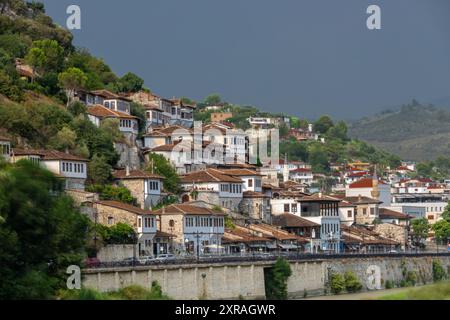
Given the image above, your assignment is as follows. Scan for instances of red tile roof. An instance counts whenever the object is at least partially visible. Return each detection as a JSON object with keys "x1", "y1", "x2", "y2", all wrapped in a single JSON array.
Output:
[
  {"x1": 113, "y1": 169, "x2": 163, "y2": 180},
  {"x1": 40, "y1": 150, "x2": 89, "y2": 162},
  {"x1": 349, "y1": 178, "x2": 386, "y2": 188},
  {"x1": 379, "y1": 208, "x2": 411, "y2": 220},
  {"x1": 180, "y1": 168, "x2": 243, "y2": 183},
  {"x1": 87, "y1": 104, "x2": 137, "y2": 119},
  {"x1": 153, "y1": 204, "x2": 226, "y2": 216},
  {"x1": 272, "y1": 213, "x2": 320, "y2": 228},
  {"x1": 95, "y1": 200, "x2": 154, "y2": 215}
]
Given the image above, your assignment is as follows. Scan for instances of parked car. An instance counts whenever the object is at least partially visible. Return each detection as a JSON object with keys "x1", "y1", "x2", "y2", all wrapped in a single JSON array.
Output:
[
  {"x1": 388, "y1": 250, "x2": 398, "y2": 254},
  {"x1": 138, "y1": 256, "x2": 156, "y2": 264},
  {"x1": 155, "y1": 254, "x2": 176, "y2": 261},
  {"x1": 123, "y1": 257, "x2": 140, "y2": 265},
  {"x1": 84, "y1": 257, "x2": 101, "y2": 268}
]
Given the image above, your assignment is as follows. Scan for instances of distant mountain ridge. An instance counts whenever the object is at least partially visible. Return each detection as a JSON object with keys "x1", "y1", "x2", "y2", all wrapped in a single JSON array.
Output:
[{"x1": 348, "y1": 101, "x2": 450, "y2": 161}]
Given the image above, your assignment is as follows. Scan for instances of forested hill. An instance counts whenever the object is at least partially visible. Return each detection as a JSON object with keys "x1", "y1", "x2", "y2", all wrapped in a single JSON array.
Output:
[{"x1": 348, "y1": 100, "x2": 450, "y2": 161}]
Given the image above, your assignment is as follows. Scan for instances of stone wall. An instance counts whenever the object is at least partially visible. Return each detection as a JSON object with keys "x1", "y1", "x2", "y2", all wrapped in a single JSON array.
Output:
[
  {"x1": 82, "y1": 255, "x2": 450, "y2": 300},
  {"x1": 97, "y1": 245, "x2": 135, "y2": 262}
]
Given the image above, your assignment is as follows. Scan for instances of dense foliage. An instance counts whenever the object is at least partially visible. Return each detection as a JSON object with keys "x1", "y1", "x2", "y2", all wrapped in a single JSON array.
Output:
[
  {"x1": 265, "y1": 257, "x2": 292, "y2": 300},
  {"x1": 0, "y1": 160, "x2": 90, "y2": 299},
  {"x1": 145, "y1": 153, "x2": 181, "y2": 194}
]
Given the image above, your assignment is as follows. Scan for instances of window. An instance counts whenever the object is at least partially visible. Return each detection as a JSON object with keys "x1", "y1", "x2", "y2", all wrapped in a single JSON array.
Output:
[
  {"x1": 255, "y1": 179, "x2": 261, "y2": 188},
  {"x1": 292, "y1": 204, "x2": 298, "y2": 213},
  {"x1": 138, "y1": 217, "x2": 142, "y2": 228},
  {"x1": 248, "y1": 179, "x2": 253, "y2": 187},
  {"x1": 107, "y1": 216, "x2": 114, "y2": 225},
  {"x1": 362, "y1": 208, "x2": 367, "y2": 215},
  {"x1": 370, "y1": 207, "x2": 375, "y2": 216},
  {"x1": 169, "y1": 219, "x2": 175, "y2": 227},
  {"x1": 347, "y1": 210, "x2": 352, "y2": 218},
  {"x1": 284, "y1": 204, "x2": 290, "y2": 212}
]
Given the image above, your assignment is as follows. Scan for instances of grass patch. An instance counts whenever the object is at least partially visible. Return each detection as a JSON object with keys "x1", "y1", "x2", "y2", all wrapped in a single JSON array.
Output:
[
  {"x1": 379, "y1": 281, "x2": 450, "y2": 300},
  {"x1": 57, "y1": 282, "x2": 171, "y2": 300}
]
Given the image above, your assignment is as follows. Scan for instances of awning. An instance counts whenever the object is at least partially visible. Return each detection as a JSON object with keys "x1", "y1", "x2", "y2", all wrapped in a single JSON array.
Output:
[{"x1": 278, "y1": 244, "x2": 298, "y2": 250}]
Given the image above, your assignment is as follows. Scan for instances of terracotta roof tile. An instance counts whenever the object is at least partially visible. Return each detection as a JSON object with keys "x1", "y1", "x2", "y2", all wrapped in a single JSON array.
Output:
[
  {"x1": 87, "y1": 104, "x2": 137, "y2": 119},
  {"x1": 180, "y1": 168, "x2": 243, "y2": 184},
  {"x1": 95, "y1": 200, "x2": 154, "y2": 215},
  {"x1": 40, "y1": 150, "x2": 89, "y2": 162},
  {"x1": 153, "y1": 204, "x2": 226, "y2": 216},
  {"x1": 272, "y1": 213, "x2": 320, "y2": 228},
  {"x1": 113, "y1": 169, "x2": 163, "y2": 180},
  {"x1": 349, "y1": 178, "x2": 387, "y2": 188}
]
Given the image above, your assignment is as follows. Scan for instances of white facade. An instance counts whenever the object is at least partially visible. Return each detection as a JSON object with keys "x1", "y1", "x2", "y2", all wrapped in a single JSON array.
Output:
[{"x1": 345, "y1": 184, "x2": 391, "y2": 207}]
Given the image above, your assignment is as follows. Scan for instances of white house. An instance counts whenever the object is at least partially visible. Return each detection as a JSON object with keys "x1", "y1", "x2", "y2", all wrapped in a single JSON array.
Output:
[
  {"x1": 113, "y1": 168, "x2": 164, "y2": 210},
  {"x1": 180, "y1": 168, "x2": 244, "y2": 212},
  {"x1": 289, "y1": 168, "x2": 314, "y2": 185},
  {"x1": 87, "y1": 104, "x2": 139, "y2": 138},
  {"x1": 40, "y1": 150, "x2": 89, "y2": 190},
  {"x1": 345, "y1": 177, "x2": 391, "y2": 207},
  {"x1": 154, "y1": 203, "x2": 225, "y2": 256}
]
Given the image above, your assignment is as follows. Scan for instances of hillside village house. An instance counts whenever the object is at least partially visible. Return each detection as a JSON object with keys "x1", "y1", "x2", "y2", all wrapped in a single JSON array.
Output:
[
  {"x1": 0, "y1": 135, "x2": 11, "y2": 161},
  {"x1": 296, "y1": 195, "x2": 342, "y2": 253},
  {"x1": 76, "y1": 89, "x2": 132, "y2": 114},
  {"x1": 379, "y1": 208, "x2": 411, "y2": 226},
  {"x1": 180, "y1": 168, "x2": 244, "y2": 211},
  {"x1": 211, "y1": 112, "x2": 233, "y2": 123},
  {"x1": 345, "y1": 177, "x2": 391, "y2": 207},
  {"x1": 11, "y1": 148, "x2": 44, "y2": 165},
  {"x1": 91, "y1": 200, "x2": 173, "y2": 257},
  {"x1": 270, "y1": 192, "x2": 342, "y2": 252},
  {"x1": 333, "y1": 194, "x2": 382, "y2": 225},
  {"x1": 113, "y1": 168, "x2": 164, "y2": 210},
  {"x1": 153, "y1": 204, "x2": 226, "y2": 256},
  {"x1": 338, "y1": 199, "x2": 357, "y2": 226},
  {"x1": 390, "y1": 193, "x2": 448, "y2": 224},
  {"x1": 202, "y1": 123, "x2": 247, "y2": 163},
  {"x1": 272, "y1": 213, "x2": 321, "y2": 252},
  {"x1": 87, "y1": 104, "x2": 139, "y2": 140},
  {"x1": 126, "y1": 91, "x2": 195, "y2": 128},
  {"x1": 289, "y1": 168, "x2": 314, "y2": 185},
  {"x1": 13, "y1": 150, "x2": 89, "y2": 190}
]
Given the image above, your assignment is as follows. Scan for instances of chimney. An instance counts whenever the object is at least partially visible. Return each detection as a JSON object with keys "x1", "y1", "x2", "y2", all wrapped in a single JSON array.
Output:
[{"x1": 126, "y1": 165, "x2": 130, "y2": 177}]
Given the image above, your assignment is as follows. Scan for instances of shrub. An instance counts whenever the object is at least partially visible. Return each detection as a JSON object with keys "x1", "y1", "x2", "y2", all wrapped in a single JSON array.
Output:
[
  {"x1": 265, "y1": 258, "x2": 292, "y2": 300},
  {"x1": 385, "y1": 280, "x2": 394, "y2": 289},
  {"x1": 405, "y1": 271, "x2": 417, "y2": 286},
  {"x1": 344, "y1": 271, "x2": 362, "y2": 293},
  {"x1": 329, "y1": 273, "x2": 345, "y2": 295},
  {"x1": 432, "y1": 260, "x2": 447, "y2": 282}
]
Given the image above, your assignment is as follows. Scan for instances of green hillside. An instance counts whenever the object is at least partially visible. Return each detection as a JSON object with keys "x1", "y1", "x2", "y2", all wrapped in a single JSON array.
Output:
[{"x1": 348, "y1": 100, "x2": 450, "y2": 161}]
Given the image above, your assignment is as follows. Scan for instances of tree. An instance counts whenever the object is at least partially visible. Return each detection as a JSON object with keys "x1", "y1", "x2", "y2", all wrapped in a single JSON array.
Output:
[
  {"x1": 411, "y1": 218, "x2": 430, "y2": 248},
  {"x1": 100, "y1": 118, "x2": 124, "y2": 143},
  {"x1": 431, "y1": 220, "x2": 450, "y2": 244},
  {"x1": 29, "y1": 39, "x2": 64, "y2": 73},
  {"x1": 130, "y1": 102, "x2": 146, "y2": 136},
  {"x1": 87, "y1": 154, "x2": 112, "y2": 185},
  {"x1": 24, "y1": 47, "x2": 45, "y2": 79},
  {"x1": 58, "y1": 67, "x2": 87, "y2": 106},
  {"x1": 145, "y1": 153, "x2": 180, "y2": 194},
  {"x1": 86, "y1": 184, "x2": 135, "y2": 204},
  {"x1": 278, "y1": 124, "x2": 289, "y2": 138},
  {"x1": 442, "y1": 204, "x2": 450, "y2": 223},
  {"x1": 50, "y1": 126, "x2": 77, "y2": 152},
  {"x1": 0, "y1": 160, "x2": 90, "y2": 299},
  {"x1": 265, "y1": 258, "x2": 292, "y2": 300},
  {"x1": 344, "y1": 271, "x2": 362, "y2": 293},
  {"x1": 203, "y1": 94, "x2": 222, "y2": 106},
  {"x1": 115, "y1": 72, "x2": 144, "y2": 93},
  {"x1": 107, "y1": 223, "x2": 136, "y2": 245},
  {"x1": 314, "y1": 115, "x2": 334, "y2": 134},
  {"x1": 329, "y1": 273, "x2": 345, "y2": 294}
]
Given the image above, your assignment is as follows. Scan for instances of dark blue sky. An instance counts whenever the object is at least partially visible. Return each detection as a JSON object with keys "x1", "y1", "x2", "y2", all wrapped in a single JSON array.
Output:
[{"x1": 39, "y1": 0, "x2": 450, "y2": 120}]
